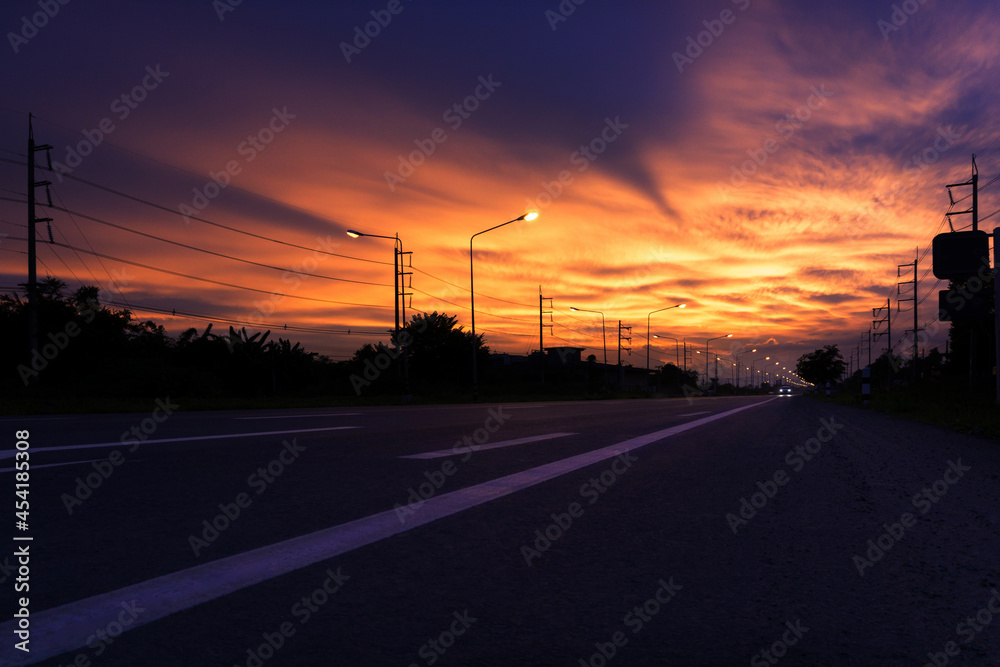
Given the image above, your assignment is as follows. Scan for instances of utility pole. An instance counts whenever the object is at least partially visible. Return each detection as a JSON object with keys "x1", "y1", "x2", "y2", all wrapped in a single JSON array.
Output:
[
  {"x1": 945, "y1": 155, "x2": 981, "y2": 384},
  {"x1": 872, "y1": 298, "x2": 891, "y2": 389},
  {"x1": 617, "y1": 321, "x2": 631, "y2": 385},
  {"x1": 539, "y1": 286, "x2": 552, "y2": 384},
  {"x1": 398, "y1": 241, "x2": 412, "y2": 398},
  {"x1": 946, "y1": 154, "x2": 979, "y2": 230},
  {"x1": 26, "y1": 114, "x2": 52, "y2": 362},
  {"x1": 897, "y1": 248, "x2": 921, "y2": 383}
]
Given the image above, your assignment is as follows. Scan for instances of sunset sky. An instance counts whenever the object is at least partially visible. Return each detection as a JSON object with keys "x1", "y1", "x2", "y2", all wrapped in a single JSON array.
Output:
[{"x1": 2, "y1": 0, "x2": 999, "y2": 379}]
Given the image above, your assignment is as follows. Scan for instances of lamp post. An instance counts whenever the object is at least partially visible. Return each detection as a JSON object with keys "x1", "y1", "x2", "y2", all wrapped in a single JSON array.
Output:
[
  {"x1": 652, "y1": 335, "x2": 680, "y2": 369},
  {"x1": 705, "y1": 334, "x2": 732, "y2": 389},
  {"x1": 470, "y1": 211, "x2": 538, "y2": 401},
  {"x1": 646, "y1": 304, "x2": 685, "y2": 372},
  {"x1": 751, "y1": 356, "x2": 769, "y2": 389},
  {"x1": 732, "y1": 347, "x2": 755, "y2": 390},
  {"x1": 346, "y1": 229, "x2": 408, "y2": 394},
  {"x1": 571, "y1": 306, "x2": 607, "y2": 386}
]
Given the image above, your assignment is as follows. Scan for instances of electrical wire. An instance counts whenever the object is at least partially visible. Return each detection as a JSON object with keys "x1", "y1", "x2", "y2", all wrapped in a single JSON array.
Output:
[
  {"x1": 1, "y1": 237, "x2": 390, "y2": 309},
  {"x1": 0, "y1": 157, "x2": 393, "y2": 267},
  {"x1": 103, "y1": 300, "x2": 384, "y2": 337},
  {"x1": 37, "y1": 201, "x2": 391, "y2": 287},
  {"x1": 50, "y1": 188, "x2": 132, "y2": 308}
]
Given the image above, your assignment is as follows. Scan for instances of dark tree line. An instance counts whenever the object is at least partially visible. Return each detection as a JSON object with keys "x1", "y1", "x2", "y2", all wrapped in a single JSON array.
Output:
[{"x1": 1, "y1": 281, "x2": 488, "y2": 399}]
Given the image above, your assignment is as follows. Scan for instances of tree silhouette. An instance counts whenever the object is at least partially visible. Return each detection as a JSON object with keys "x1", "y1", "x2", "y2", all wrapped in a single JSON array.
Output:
[
  {"x1": 393, "y1": 311, "x2": 488, "y2": 389},
  {"x1": 795, "y1": 345, "x2": 846, "y2": 386}
]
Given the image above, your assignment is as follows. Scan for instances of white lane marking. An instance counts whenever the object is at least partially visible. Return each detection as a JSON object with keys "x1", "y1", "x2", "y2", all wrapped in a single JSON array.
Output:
[
  {"x1": 399, "y1": 432, "x2": 577, "y2": 459},
  {"x1": 233, "y1": 413, "x2": 362, "y2": 420},
  {"x1": 678, "y1": 411, "x2": 711, "y2": 417},
  {"x1": 0, "y1": 398, "x2": 777, "y2": 665},
  {"x1": 0, "y1": 458, "x2": 106, "y2": 473},
  {"x1": 0, "y1": 427, "x2": 358, "y2": 461}
]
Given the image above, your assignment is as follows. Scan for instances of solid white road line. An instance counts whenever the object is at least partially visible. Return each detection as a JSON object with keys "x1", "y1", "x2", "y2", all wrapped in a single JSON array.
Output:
[
  {"x1": 0, "y1": 398, "x2": 777, "y2": 665},
  {"x1": 0, "y1": 427, "x2": 359, "y2": 461},
  {"x1": 399, "y1": 432, "x2": 578, "y2": 459},
  {"x1": 232, "y1": 413, "x2": 362, "y2": 420},
  {"x1": 0, "y1": 458, "x2": 107, "y2": 474}
]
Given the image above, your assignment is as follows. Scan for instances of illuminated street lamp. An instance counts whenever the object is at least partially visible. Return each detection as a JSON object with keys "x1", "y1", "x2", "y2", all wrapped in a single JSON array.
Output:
[
  {"x1": 470, "y1": 211, "x2": 539, "y2": 401},
  {"x1": 347, "y1": 229, "x2": 408, "y2": 394},
  {"x1": 732, "y1": 347, "x2": 756, "y2": 390},
  {"x1": 652, "y1": 335, "x2": 680, "y2": 371},
  {"x1": 571, "y1": 306, "x2": 607, "y2": 386},
  {"x1": 646, "y1": 304, "x2": 685, "y2": 372},
  {"x1": 751, "y1": 356, "x2": 770, "y2": 388},
  {"x1": 705, "y1": 334, "x2": 732, "y2": 389}
]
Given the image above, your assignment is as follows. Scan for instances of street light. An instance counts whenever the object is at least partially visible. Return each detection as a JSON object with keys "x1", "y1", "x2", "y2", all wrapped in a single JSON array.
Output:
[
  {"x1": 705, "y1": 334, "x2": 732, "y2": 389},
  {"x1": 751, "y1": 356, "x2": 770, "y2": 388},
  {"x1": 652, "y1": 335, "x2": 680, "y2": 370},
  {"x1": 347, "y1": 229, "x2": 408, "y2": 394},
  {"x1": 731, "y1": 347, "x2": 756, "y2": 390},
  {"x1": 646, "y1": 304, "x2": 686, "y2": 372},
  {"x1": 571, "y1": 306, "x2": 607, "y2": 386},
  {"x1": 470, "y1": 212, "x2": 538, "y2": 401}
]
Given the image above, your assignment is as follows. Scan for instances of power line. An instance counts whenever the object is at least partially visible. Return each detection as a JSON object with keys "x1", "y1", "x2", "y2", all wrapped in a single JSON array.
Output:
[
  {"x1": 104, "y1": 300, "x2": 385, "y2": 337},
  {"x1": 50, "y1": 188, "x2": 132, "y2": 308},
  {"x1": 410, "y1": 286, "x2": 536, "y2": 322},
  {"x1": 38, "y1": 201, "x2": 391, "y2": 287},
  {"x1": 0, "y1": 157, "x2": 393, "y2": 267},
  {"x1": 410, "y1": 266, "x2": 537, "y2": 308},
  {"x1": 23, "y1": 113, "x2": 372, "y2": 239},
  {"x1": 2, "y1": 237, "x2": 390, "y2": 309}
]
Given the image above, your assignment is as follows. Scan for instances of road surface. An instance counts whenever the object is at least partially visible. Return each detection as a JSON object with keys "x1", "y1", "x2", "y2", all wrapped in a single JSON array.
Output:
[{"x1": 1, "y1": 395, "x2": 999, "y2": 665}]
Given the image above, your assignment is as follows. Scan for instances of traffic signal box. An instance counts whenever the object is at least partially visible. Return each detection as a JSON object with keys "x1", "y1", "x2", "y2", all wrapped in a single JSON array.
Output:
[{"x1": 933, "y1": 230, "x2": 991, "y2": 321}]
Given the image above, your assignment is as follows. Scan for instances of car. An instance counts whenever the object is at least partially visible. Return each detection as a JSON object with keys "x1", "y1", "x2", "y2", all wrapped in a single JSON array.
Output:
[{"x1": 779, "y1": 386, "x2": 792, "y2": 395}]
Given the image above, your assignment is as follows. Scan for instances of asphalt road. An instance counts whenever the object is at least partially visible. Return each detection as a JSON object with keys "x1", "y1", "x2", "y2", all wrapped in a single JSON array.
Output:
[{"x1": 1, "y1": 395, "x2": 999, "y2": 666}]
